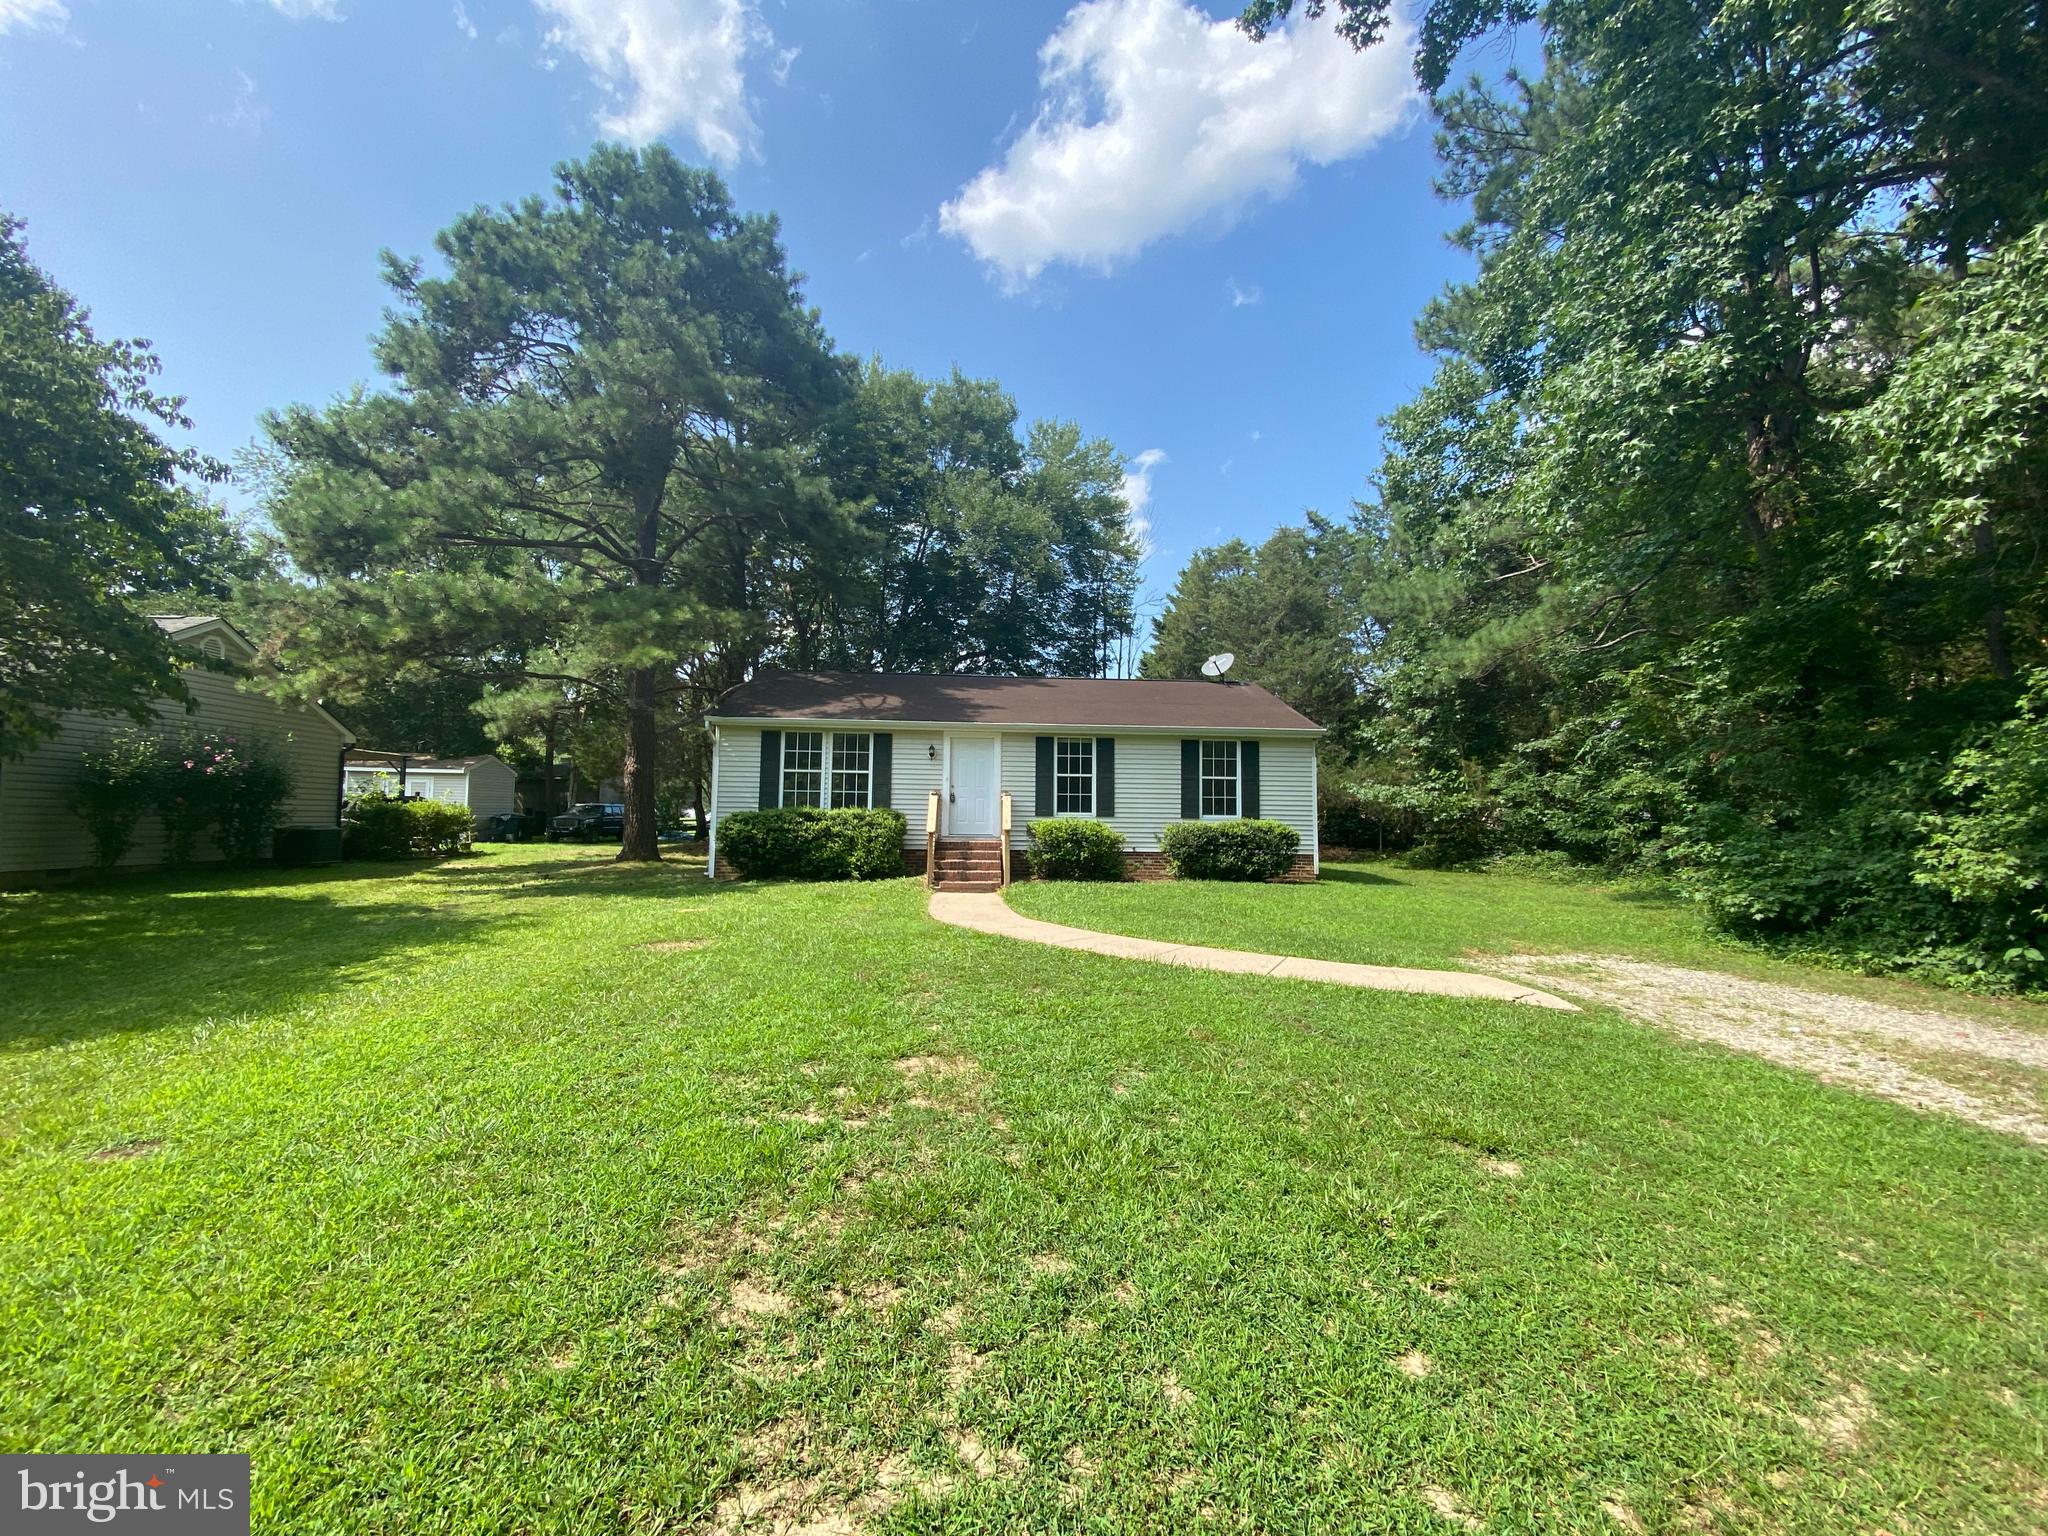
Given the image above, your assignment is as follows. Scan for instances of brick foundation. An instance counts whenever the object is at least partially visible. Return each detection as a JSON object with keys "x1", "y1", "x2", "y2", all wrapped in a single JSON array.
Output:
[
  {"x1": 720, "y1": 845, "x2": 1318, "y2": 882},
  {"x1": 1036, "y1": 850, "x2": 1318, "y2": 883}
]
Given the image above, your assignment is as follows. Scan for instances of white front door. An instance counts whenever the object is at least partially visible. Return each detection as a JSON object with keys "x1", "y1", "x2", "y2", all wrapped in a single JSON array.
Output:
[{"x1": 948, "y1": 736, "x2": 998, "y2": 837}]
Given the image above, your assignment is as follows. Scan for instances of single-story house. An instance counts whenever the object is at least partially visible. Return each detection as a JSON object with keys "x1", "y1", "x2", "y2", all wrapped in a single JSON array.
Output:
[
  {"x1": 343, "y1": 752, "x2": 518, "y2": 817},
  {"x1": 0, "y1": 615, "x2": 354, "y2": 878},
  {"x1": 704, "y1": 671, "x2": 1322, "y2": 883}
]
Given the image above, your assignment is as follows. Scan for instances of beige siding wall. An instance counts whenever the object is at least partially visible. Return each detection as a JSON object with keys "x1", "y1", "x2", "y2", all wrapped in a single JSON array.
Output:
[
  {"x1": 0, "y1": 668, "x2": 349, "y2": 875},
  {"x1": 1003, "y1": 731, "x2": 1318, "y2": 854},
  {"x1": 711, "y1": 724, "x2": 942, "y2": 850}
]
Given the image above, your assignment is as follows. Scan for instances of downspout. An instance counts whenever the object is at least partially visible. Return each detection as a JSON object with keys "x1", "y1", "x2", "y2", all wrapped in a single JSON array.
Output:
[
  {"x1": 1311, "y1": 745, "x2": 1320, "y2": 877},
  {"x1": 706, "y1": 725, "x2": 720, "y2": 878},
  {"x1": 336, "y1": 746, "x2": 348, "y2": 824}
]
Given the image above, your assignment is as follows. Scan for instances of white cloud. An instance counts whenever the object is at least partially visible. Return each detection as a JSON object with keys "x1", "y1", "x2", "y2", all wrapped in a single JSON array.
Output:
[
  {"x1": 0, "y1": 0, "x2": 69, "y2": 34},
  {"x1": 1119, "y1": 447, "x2": 1167, "y2": 556},
  {"x1": 532, "y1": 0, "x2": 768, "y2": 165},
  {"x1": 770, "y1": 42, "x2": 798, "y2": 85},
  {"x1": 1226, "y1": 277, "x2": 1262, "y2": 307},
  {"x1": 940, "y1": 0, "x2": 1415, "y2": 286},
  {"x1": 265, "y1": 0, "x2": 345, "y2": 18},
  {"x1": 453, "y1": 0, "x2": 478, "y2": 40},
  {"x1": 210, "y1": 68, "x2": 270, "y2": 133}
]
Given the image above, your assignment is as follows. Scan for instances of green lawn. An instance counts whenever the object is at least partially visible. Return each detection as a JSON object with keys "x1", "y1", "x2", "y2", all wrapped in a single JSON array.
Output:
[{"x1": 3, "y1": 847, "x2": 2044, "y2": 1532}]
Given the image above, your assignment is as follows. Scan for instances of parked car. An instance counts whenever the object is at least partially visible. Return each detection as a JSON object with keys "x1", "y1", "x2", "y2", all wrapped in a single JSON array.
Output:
[{"x1": 549, "y1": 802, "x2": 626, "y2": 842}]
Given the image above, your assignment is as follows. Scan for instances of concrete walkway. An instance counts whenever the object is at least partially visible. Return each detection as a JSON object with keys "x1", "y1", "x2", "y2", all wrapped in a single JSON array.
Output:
[{"x1": 929, "y1": 890, "x2": 1580, "y2": 1011}]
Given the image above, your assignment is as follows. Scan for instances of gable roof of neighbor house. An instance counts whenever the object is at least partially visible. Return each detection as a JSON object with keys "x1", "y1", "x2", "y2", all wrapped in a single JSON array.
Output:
[
  {"x1": 148, "y1": 615, "x2": 356, "y2": 745},
  {"x1": 708, "y1": 671, "x2": 1322, "y2": 734}
]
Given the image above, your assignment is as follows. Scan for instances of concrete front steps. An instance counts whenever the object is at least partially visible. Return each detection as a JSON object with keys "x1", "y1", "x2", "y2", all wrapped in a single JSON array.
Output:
[{"x1": 931, "y1": 837, "x2": 1004, "y2": 892}]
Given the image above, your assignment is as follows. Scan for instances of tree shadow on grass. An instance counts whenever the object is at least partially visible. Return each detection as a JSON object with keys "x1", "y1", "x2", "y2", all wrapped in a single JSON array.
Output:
[
  {"x1": 0, "y1": 868, "x2": 504, "y2": 1054},
  {"x1": 408, "y1": 851, "x2": 723, "y2": 903},
  {"x1": 1317, "y1": 865, "x2": 1402, "y2": 887}
]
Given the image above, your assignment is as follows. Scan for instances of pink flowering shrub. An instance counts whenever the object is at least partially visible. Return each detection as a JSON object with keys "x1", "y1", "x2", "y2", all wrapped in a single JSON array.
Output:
[{"x1": 72, "y1": 729, "x2": 296, "y2": 869}]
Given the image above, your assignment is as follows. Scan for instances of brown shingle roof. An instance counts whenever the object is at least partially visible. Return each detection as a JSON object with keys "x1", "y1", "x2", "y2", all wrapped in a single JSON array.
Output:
[{"x1": 708, "y1": 671, "x2": 1322, "y2": 732}]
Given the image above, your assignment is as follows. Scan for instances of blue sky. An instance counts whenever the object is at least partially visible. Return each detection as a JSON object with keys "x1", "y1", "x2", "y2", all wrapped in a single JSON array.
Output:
[{"x1": 0, "y1": 0, "x2": 1478, "y2": 629}]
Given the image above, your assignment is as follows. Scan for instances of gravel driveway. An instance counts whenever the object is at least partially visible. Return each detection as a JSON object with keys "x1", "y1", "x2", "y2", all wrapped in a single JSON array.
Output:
[{"x1": 1490, "y1": 954, "x2": 2048, "y2": 1144}]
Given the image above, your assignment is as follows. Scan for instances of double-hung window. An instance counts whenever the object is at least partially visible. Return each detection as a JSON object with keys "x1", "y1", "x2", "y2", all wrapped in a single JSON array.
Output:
[
  {"x1": 1200, "y1": 739, "x2": 1240, "y2": 818},
  {"x1": 781, "y1": 731, "x2": 824, "y2": 807},
  {"x1": 782, "y1": 730, "x2": 873, "y2": 809},
  {"x1": 1054, "y1": 737, "x2": 1095, "y2": 815},
  {"x1": 830, "y1": 733, "x2": 873, "y2": 809}
]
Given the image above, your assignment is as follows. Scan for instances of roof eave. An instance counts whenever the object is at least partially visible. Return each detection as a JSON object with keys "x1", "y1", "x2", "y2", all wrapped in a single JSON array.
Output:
[{"x1": 703, "y1": 714, "x2": 1324, "y2": 736}]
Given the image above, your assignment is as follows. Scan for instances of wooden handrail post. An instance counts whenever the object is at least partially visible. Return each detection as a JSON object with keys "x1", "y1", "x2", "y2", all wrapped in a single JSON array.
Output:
[
  {"x1": 999, "y1": 791, "x2": 1013, "y2": 888},
  {"x1": 925, "y1": 788, "x2": 941, "y2": 887}
]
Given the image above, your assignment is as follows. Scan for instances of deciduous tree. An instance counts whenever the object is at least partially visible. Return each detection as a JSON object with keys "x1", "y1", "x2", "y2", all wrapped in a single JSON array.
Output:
[{"x1": 0, "y1": 215, "x2": 245, "y2": 757}]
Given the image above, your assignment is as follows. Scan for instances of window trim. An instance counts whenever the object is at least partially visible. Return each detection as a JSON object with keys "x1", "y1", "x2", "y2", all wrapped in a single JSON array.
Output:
[
  {"x1": 1052, "y1": 736, "x2": 1095, "y2": 817},
  {"x1": 1199, "y1": 738, "x2": 1241, "y2": 820},
  {"x1": 781, "y1": 729, "x2": 874, "y2": 810}
]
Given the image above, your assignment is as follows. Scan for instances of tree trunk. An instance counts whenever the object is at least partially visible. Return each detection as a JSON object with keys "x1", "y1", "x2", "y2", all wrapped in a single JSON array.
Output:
[
  {"x1": 542, "y1": 716, "x2": 557, "y2": 816},
  {"x1": 618, "y1": 664, "x2": 661, "y2": 861},
  {"x1": 618, "y1": 475, "x2": 666, "y2": 863},
  {"x1": 1973, "y1": 517, "x2": 2014, "y2": 681}
]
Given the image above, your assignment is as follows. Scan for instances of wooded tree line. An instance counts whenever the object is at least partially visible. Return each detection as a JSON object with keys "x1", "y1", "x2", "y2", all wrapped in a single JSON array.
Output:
[
  {"x1": 3, "y1": 147, "x2": 1139, "y2": 861},
  {"x1": 1151, "y1": 0, "x2": 2047, "y2": 986}
]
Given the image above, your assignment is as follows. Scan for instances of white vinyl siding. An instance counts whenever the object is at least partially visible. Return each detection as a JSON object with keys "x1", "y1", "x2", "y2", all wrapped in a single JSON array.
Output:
[
  {"x1": 1006, "y1": 732, "x2": 1318, "y2": 855},
  {"x1": 711, "y1": 727, "x2": 761, "y2": 824},
  {"x1": 339, "y1": 758, "x2": 516, "y2": 817},
  {"x1": 0, "y1": 665, "x2": 349, "y2": 876},
  {"x1": 710, "y1": 726, "x2": 1317, "y2": 863},
  {"x1": 417, "y1": 773, "x2": 469, "y2": 808},
  {"x1": 710, "y1": 725, "x2": 940, "y2": 846}
]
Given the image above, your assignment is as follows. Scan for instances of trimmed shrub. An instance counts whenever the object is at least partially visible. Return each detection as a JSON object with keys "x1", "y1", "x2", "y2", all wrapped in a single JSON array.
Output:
[
  {"x1": 343, "y1": 793, "x2": 475, "y2": 859},
  {"x1": 1028, "y1": 818, "x2": 1125, "y2": 880},
  {"x1": 718, "y1": 806, "x2": 908, "y2": 881},
  {"x1": 1160, "y1": 818, "x2": 1302, "y2": 881},
  {"x1": 409, "y1": 800, "x2": 477, "y2": 857}
]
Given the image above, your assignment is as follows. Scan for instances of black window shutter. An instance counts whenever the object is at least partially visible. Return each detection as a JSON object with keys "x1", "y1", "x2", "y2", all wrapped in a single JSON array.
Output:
[
  {"x1": 1095, "y1": 737, "x2": 1116, "y2": 818},
  {"x1": 1034, "y1": 736, "x2": 1055, "y2": 818},
  {"x1": 1180, "y1": 739, "x2": 1200, "y2": 819},
  {"x1": 1241, "y1": 739, "x2": 1261, "y2": 819},
  {"x1": 758, "y1": 730, "x2": 781, "y2": 808},
  {"x1": 872, "y1": 733, "x2": 892, "y2": 808}
]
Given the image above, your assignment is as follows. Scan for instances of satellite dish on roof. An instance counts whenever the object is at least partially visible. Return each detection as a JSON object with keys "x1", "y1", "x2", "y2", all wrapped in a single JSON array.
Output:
[{"x1": 1200, "y1": 652, "x2": 1235, "y2": 680}]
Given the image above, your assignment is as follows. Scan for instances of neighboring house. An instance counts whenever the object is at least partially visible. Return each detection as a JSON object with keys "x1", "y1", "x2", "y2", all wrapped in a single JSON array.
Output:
[
  {"x1": 0, "y1": 615, "x2": 354, "y2": 877},
  {"x1": 343, "y1": 753, "x2": 518, "y2": 817},
  {"x1": 704, "y1": 671, "x2": 1323, "y2": 882}
]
